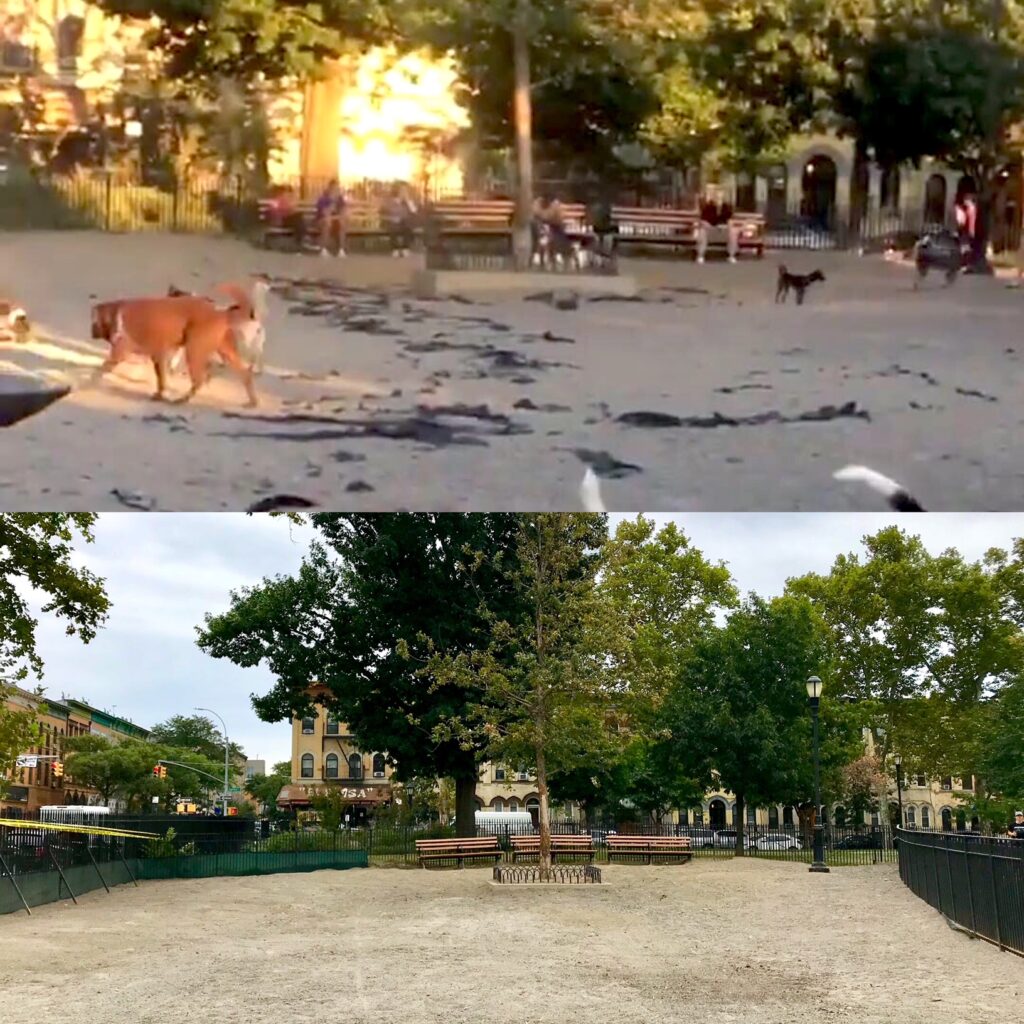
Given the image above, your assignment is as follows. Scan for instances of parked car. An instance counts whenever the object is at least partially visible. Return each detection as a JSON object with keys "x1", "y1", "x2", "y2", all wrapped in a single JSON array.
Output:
[
  {"x1": 832, "y1": 831, "x2": 883, "y2": 850},
  {"x1": 751, "y1": 832, "x2": 802, "y2": 851},
  {"x1": 675, "y1": 826, "x2": 716, "y2": 847},
  {"x1": 712, "y1": 829, "x2": 740, "y2": 849}
]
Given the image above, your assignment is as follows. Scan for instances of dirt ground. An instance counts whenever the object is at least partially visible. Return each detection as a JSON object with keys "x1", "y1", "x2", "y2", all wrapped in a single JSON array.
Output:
[
  {"x1": 1, "y1": 859, "x2": 1020, "y2": 1024},
  {"x1": 2, "y1": 231, "x2": 1023, "y2": 510}
]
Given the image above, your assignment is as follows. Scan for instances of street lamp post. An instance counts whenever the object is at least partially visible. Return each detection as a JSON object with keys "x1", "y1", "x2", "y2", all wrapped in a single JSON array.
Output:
[
  {"x1": 894, "y1": 753, "x2": 904, "y2": 830},
  {"x1": 806, "y1": 676, "x2": 829, "y2": 873},
  {"x1": 195, "y1": 707, "x2": 230, "y2": 816}
]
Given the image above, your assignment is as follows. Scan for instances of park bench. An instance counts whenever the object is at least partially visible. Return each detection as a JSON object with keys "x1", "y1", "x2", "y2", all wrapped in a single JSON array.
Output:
[
  {"x1": 415, "y1": 836, "x2": 502, "y2": 868},
  {"x1": 424, "y1": 198, "x2": 595, "y2": 269},
  {"x1": 255, "y1": 196, "x2": 392, "y2": 253},
  {"x1": 606, "y1": 835, "x2": 693, "y2": 864},
  {"x1": 509, "y1": 834, "x2": 595, "y2": 863},
  {"x1": 610, "y1": 205, "x2": 765, "y2": 259}
]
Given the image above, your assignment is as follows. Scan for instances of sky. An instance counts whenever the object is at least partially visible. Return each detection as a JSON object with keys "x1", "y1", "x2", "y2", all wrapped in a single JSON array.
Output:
[{"x1": 20, "y1": 512, "x2": 1024, "y2": 769}]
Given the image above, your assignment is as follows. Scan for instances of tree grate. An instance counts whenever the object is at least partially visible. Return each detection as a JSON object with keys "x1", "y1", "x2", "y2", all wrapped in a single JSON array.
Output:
[{"x1": 493, "y1": 865, "x2": 602, "y2": 884}]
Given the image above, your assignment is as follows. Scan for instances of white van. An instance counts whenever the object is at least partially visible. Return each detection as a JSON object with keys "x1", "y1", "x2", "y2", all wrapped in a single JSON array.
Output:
[{"x1": 474, "y1": 810, "x2": 536, "y2": 835}]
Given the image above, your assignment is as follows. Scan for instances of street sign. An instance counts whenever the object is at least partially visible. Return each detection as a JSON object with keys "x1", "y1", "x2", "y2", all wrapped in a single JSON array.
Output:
[
  {"x1": 229, "y1": 787, "x2": 242, "y2": 794},
  {"x1": 15, "y1": 756, "x2": 37, "y2": 769}
]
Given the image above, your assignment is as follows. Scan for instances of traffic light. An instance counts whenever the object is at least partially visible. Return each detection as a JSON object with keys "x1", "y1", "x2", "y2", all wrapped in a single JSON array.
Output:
[
  {"x1": 153, "y1": 764, "x2": 168, "y2": 779},
  {"x1": 52, "y1": 761, "x2": 64, "y2": 778},
  {"x1": 227, "y1": 806, "x2": 238, "y2": 816},
  {"x1": 153, "y1": 764, "x2": 161, "y2": 777},
  {"x1": 160, "y1": 766, "x2": 167, "y2": 779}
]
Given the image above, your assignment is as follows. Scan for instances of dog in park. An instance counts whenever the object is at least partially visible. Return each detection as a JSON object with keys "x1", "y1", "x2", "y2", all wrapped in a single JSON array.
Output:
[
  {"x1": 0, "y1": 299, "x2": 32, "y2": 342},
  {"x1": 89, "y1": 293, "x2": 258, "y2": 407},
  {"x1": 580, "y1": 464, "x2": 925, "y2": 512},
  {"x1": 775, "y1": 266, "x2": 826, "y2": 305},
  {"x1": 166, "y1": 279, "x2": 269, "y2": 374},
  {"x1": 532, "y1": 221, "x2": 586, "y2": 272},
  {"x1": 913, "y1": 229, "x2": 961, "y2": 289}
]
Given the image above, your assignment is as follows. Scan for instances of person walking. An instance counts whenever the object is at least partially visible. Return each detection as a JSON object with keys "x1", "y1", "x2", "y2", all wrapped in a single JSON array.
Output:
[{"x1": 1007, "y1": 810, "x2": 1024, "y2": 839}]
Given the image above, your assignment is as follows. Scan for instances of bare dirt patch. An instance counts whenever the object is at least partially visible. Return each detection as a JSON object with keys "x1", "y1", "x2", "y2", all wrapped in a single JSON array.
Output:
[{"x1": 1, "y1": 859, "x2": 1019, "y2": 1024}]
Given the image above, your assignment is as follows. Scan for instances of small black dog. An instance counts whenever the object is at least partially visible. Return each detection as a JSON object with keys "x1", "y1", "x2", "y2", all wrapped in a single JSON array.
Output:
[
  {"x1": 914, "y1": 229, "x2": 961, "y2": 289},
  {"x1": 776, "y1": 265, "x2": 826, "y2": 305}
]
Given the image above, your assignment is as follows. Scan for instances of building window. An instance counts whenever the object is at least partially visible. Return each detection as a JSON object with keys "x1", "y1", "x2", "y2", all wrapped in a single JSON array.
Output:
[
  {"x1": 747, "y1": 805, "x2": 757, "y2": 826},
  {"x1": 941, "y1": 776, "x2": 952, "y2": 791},
  {"x1": 493, "y1": 798, "x2": 505, "y2": 812},
  {"x1": 326, "y1": 718, "x2": 339, "y2": 736},
  {"x1": 516, "y1": 770, "x2": 530, "y2": 781},
  {"x1": 325, "y1": 754, "x2": 339, "y2": 779},
  {"x1": 871, "y1": 811, "x2": 880, "y2": 828},
  {"x1": 678, "y1": 809, "x2": 689, "y2": 826},
  {"x1": 372, "y1": 753, "x2": 385, "y2": 778},
  {"x1": 348, "y1": 753, "x2": 363, "y2": 780},
  {"x1": 921, "y1": 806, "x2": 930, "y2": 829},
  {"x1": 301, "y1": 717, "x2": 315, "y2": 735},
  {"x1": 834, "y1": 806, "x2": 847, "y2": 827},
  {"x1": 905, "y1": 806, "x2": 916, "y2": 827},
  {"x1": 693, "y1": 809, "x2": 704, "y2": 826},
  {"x1": 509, "y1": 800, "x2": 519, "y2": 812},
  {"x1": 782, "y1": 805, "x2": 795, "y2": 828},
  {"x1": 960, "y1": 774, "x2": 973, "y2": 791},
  {"x1": 300, "y1": 753, "x2": 314, "y2": 778},
  {"x1": 768, "y1": 806, "x2": 779, "y2": 829},
  {"x1": 494, "y1": 767, "x2": 506, "y2": 782},
  {"x1": 915, "y1": 774, "x2": 926, "y2": 788}
]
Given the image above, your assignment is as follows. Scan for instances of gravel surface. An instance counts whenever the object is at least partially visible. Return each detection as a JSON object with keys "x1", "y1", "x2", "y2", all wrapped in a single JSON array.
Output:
[
  {"x1": 1, "y1": 859, "x2": 1020, "y2": 1023},
  {"x1": 2, "y1": 232, "x2": 1023, "y2": 510}
]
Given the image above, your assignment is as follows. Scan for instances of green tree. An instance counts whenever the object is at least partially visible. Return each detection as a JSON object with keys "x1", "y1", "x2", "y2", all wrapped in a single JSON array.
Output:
[
  {"x1": 244, "y1": 760, "x2": 292, "y2": 815},
  {"x1": 198, "y1": 514, "x2": 527, "y2": 837},
  {"x1": 149, "y1": 714, "x2": 246, "y2": 769},
  {"x1": 309, "y1": 786, "x2": 352, "y2": 831},
  {"x1": 426, "y1": 513, "x2": 614, "y2": 876},
  {"x1": 1, "y1": 514, "x2": 110, "y2": 682},
  {"x1": 600, "y1": 514, "x2": 737, "y2": 724},
  {"x1": 64, "y1": 735, "x2": 225, "y2": 812},
  {"x1": 0, "y1": 514, "x2": 110, "y2": 795},
  {"x1": 0, "y1": 683, "x2": 45, "y2": 802},
  {"x1": 973, "y1": 675, "x2": 1024, "y2": 824},
  {"x1": 656, "y1": 594, "x2": 832, "y2": 855}
]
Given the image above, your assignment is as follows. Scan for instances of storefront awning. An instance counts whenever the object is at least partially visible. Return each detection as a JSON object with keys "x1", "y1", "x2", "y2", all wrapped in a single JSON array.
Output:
[{"x1": 277, "y1": 783, "x2": 392, "y2": 809}]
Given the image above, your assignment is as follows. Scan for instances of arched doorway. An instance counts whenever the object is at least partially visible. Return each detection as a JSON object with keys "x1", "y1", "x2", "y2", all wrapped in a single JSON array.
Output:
[
  {"x1": 833, "y1": 805, "x2": 847, "y2": 828},
  {"x1": 924, "y1": 173, "x2": 947, "y2": 225},
  {"x1": 801, "y1": 155, "x2": 837, "y2": 228},
  {"x1": 782, "y1": 805, "x2": 796, "y2": 829},
  {"x1": 708, "y1": 799, "x2": 727, "y2": 828},
  {"x1": 941, "y1": 807, "x2": 953, "y2": 831},
  {"x1": 768, "y1": 805, "x2": 779, "y2": 829}
]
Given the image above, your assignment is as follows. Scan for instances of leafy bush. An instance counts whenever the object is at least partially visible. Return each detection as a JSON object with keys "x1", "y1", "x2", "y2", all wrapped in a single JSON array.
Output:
[
  {"x1": 258, "y1": 829, "x2": 366, "y2": 854},
  {"x1": 146, "y1": 828, "x2": 179, "y2": 859}
]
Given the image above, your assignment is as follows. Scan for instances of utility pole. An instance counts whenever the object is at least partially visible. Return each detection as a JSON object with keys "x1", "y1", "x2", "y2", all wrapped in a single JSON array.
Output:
[{"x1": 512, "y1": 0, "x2": 534, "y2": 271}]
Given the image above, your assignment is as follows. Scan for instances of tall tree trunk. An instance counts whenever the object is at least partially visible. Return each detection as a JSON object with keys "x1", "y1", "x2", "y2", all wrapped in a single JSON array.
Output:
[
  {"x1": 454, "y1": 770, "x2": 477, "y2": 837},
  {"x1": 511, "y1": 0, "x2": 534, "y2": 271},
  {"x1": 735, "y1": 793, "x2": 745, "y2": 856},
  {"x1": 536, "y1": 744, "x2": 551, "y2": 876},
  {"x1": 971, "y1": 168, "x2": 996, "y2": 275}
]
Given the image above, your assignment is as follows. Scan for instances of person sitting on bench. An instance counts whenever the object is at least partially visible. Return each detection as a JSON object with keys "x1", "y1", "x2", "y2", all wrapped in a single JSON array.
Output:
[
  {"x1": 315, "y1": 179, "x2": 348, "y2": 258},
  {"x1": 267, "y1": 184, "x2": 305, "y2": 249},
  {"x1": 382, "y1": 183, "x2": 417, "y2": 257},
  {"x1": 696, "y1": 188, "x2": 740, "y2": 264}
]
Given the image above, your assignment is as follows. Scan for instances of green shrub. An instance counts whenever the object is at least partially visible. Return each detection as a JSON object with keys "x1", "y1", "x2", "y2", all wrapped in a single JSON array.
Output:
[
  {"x1": 146, "y1": 828, "x2": 179, "y2": 859},
  {"x1": 259, "y1": 830, "x2": 366, "y2": 854}
]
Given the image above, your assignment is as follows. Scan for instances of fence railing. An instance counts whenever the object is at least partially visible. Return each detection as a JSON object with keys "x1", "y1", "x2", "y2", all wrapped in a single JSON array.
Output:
[
  {"x1": 0, "y1": 171, "x2": 989, "y2": 256},
  {"x1": 897, "y1": 828, "x2": 1024, "y2": 957}
]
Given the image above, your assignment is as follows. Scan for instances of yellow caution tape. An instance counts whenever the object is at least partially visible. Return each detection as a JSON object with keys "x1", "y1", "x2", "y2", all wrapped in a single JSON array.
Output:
[{"x1": 0, "y1": 818, "x2": 160, "y2": 839}]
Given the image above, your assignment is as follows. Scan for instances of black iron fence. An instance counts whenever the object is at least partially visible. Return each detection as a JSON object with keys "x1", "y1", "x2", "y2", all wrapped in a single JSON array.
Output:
[
  {"x1": 897, "y1": 828, "x2": 1024, "y2": 957},
  {"x1": 1, "y1": 169, "x2": 992, "y2": 257}
]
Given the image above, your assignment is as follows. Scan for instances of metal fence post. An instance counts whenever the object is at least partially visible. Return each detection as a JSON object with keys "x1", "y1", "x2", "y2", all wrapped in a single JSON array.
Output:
[
  {"x1": 989, "y1": 846, "x2": 1005, "y2": 950},
  {"x1": 964, "y1": 837, "x2": 977, "y2": 934},
  {"x1": 104, "y1": 173, "x2": 112, "y2": 232}
]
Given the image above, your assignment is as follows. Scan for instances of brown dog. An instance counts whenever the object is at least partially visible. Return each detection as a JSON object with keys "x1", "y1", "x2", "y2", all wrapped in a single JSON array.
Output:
[{"x1": 90, "y1": 295, "x2": 257, "y2": 406}]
